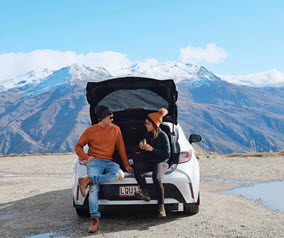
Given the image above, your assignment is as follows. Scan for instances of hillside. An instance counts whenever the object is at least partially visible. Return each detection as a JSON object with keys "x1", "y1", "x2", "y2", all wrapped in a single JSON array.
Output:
[{"x1": 0, "y1": 63, "x2": 284, "y2": 154}]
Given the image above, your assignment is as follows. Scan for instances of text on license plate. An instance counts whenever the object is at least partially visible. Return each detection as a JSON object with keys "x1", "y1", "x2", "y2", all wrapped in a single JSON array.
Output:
[{"x1": 119, "y1": 185, "x2": 141, "y2": 197}]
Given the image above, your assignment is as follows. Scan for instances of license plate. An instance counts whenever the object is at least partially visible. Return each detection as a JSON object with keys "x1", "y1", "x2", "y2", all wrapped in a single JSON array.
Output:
[{"x1": 119, "y1": 185, "x2": 141, "y2": 197}]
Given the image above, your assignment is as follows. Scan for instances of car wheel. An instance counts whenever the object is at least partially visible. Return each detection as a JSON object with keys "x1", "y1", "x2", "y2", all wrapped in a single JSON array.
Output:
[
  {"x1": 183, "y1": 194, "x2": 200, "y2": 215},
  {"x1": 73, "y1": 200, "x2": 90, "y2": 217},
  {"x1": 75, "y1": 207, "x2": 90, "y2": 217}
]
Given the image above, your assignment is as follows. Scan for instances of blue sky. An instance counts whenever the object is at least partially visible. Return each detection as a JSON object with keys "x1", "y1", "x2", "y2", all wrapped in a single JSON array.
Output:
[{"x1": 0, "y1": 0, "x2": 283, "y2": 78}]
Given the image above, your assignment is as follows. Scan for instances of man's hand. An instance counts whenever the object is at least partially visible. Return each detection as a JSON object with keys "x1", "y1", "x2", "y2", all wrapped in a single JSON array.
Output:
[
  {"x1": 79, "y1": 156, "x2": 94, "y2": 165},
  {"x1": 86, "y1": 156, "x2": 95, "y2": 162},
  {"x1": 126, "y1": 166, "x2": 134, "y2": 174},
  {"x1": 79, "y1": 157, "x2": 87, "y2": 165}
]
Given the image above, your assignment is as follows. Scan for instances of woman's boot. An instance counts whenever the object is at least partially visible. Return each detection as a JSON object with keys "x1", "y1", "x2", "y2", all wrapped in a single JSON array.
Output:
[{"x1": 158, "y1": 204, "x2": 166, "y2": 217}]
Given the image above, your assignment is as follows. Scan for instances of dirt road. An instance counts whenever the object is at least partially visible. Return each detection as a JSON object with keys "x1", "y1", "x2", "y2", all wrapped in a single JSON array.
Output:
[{"x1": 0, "y1": 153, "x2": 284, "y2": 238}]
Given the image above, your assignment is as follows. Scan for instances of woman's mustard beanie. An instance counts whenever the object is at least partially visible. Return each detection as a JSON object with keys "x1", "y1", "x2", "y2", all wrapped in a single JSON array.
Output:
[{"x1": 147, "y1": 108, "x2": 168, "y2": 127}]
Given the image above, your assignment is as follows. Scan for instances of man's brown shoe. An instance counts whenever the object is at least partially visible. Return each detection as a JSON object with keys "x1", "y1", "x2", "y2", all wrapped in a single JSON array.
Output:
[
  {"x1": 79, "y1": 176, "x2": 92, "y2": 197},
  {"x1": 89, "y1": 216, "x2": 99, "y2": 233},
  {"x1": 158, "y1": 204, "x2": 166, "y2": 217}
]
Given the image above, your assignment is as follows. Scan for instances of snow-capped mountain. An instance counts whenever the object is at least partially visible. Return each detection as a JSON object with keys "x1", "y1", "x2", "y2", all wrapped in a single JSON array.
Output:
[
  {"x1": 0, "y1": 64, "x2": 112, "y2": 93},
  {"x1": 1, "y1": 62, "x2": 284, "y2": 91},
  {"x1": 69, "y1": 64, "x2": 111, "y2": 84},
  {"x1": 31, "y1": 64, "x2": 111, "y2": 92},
  {"x1": 219, "y1": 69, "x2": 284, "y2": 88},
  {"x1": 0, "y1": 62, "x2": 223, "y2": 92},
  {"x1": 0, "y1": 68, "x2": 53, "y2": 90},
  {"x1": 1, "y1": 62, "x2": 284, "y2": 155},
  {"x1": 117, "y1": 61, "x2": 221, "y2": 86}
]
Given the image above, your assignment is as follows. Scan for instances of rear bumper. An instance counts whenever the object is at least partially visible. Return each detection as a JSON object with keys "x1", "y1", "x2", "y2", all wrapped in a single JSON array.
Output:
[
  {"x1": 98, "y1": 198, "x2": 180, "y2": 205},
  {"x1": 98, "y1": 183, "x2": 186, "y2": 203},
  {"x1": 73, "y1": 168, "x2": 196, "y2": 207}
]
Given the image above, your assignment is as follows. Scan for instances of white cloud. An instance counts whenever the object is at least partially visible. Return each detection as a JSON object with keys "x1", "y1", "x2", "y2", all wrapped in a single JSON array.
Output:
[
  {"x1": 0, "y1": 50, "x2": 132, "y2": 81},
  {"x1": 180, "y1": 43, "x2": 227, "y2": 65},
  {"x1": 219, "y1": 69, "x2": 284, "y2": 87}
]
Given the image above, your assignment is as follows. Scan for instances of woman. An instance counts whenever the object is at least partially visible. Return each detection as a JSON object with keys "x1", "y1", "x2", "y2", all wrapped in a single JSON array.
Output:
[{"x1": 133, "y1": 108, "x2": 171, "y2": 217}]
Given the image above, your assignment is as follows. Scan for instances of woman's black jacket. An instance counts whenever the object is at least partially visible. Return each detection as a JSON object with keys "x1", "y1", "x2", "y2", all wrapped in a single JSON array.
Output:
[{"x1": 142, "y1": 128, "x2": 170, "y2": 164}]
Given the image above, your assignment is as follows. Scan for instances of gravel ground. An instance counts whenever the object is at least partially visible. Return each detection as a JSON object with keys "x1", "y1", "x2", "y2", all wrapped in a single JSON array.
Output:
[{"x1": 0, "y1": 153, "x2": 284, "y2": 238}]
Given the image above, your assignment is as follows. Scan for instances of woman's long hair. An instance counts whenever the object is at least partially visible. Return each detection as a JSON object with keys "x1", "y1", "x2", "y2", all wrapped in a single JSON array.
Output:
[{"x1": 149, "y1": 121, "x2": 159, "y2": 139}]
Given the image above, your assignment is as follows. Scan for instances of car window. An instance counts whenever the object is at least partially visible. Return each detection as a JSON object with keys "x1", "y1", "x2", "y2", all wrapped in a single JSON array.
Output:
[{"x1": 98, "y1": 89, "x2": 168, "y2": 111}]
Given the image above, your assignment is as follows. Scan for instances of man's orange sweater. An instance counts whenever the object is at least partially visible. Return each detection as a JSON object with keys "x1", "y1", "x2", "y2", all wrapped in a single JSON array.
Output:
[{"x1": 74, "y1": 124, "x2": 130, "y2": 169}]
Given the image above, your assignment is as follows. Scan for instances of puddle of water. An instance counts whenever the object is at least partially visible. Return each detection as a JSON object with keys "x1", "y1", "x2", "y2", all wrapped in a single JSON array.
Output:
[
  {"x1": 0, "y1": 208, "x2": 22, "y2": 222},
  {"x1": 0, "y1": 213, "x2": 15, "y2": 221},
  {"x1": 220, "y1": 180, "x2": 284, "y2": 213},
  {"x1": 0, "y1": 172, "x2": 16, "y2": 177},
  {"x1": 26, "y1": 232, "x2": 68, "y2": 238},
  {"x1": 0, "y1": 173, "x2": 71, "y2": 178},
  {"x1": 0, "y1": 203, "x2": 13, "y2": 210},
  {"x1": 202, "y1": 177, "x2": 254, "y2": 186}
]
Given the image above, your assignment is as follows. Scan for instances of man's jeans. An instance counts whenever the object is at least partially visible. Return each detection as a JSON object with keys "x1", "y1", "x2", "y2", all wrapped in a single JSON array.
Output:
[{"x1": 87, "y1": 159, "x2": 123, "y2": 217}]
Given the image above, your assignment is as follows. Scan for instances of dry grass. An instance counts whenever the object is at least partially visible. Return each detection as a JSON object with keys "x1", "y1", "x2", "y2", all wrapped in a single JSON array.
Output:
[
  {"x1": 0, "y1": 152, "x2": 74, "y2": 158},
  {"x1": 195, "y1": 148, "x2": 221, "y2": 159},
  {"x1": 195, "y1": 147, "x2": 284, "y2": 158},
  {"x1": 226, "y1": 150, "x2": 284, "y2": 157},
  {"x1": 1, "y1": 150, "x2": 283, "y2": 159}
]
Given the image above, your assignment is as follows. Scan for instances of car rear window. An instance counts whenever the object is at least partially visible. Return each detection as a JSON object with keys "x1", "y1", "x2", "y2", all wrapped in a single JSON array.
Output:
[{"x1": 97, "y1": 89, "x2": 168, "y2": 111}]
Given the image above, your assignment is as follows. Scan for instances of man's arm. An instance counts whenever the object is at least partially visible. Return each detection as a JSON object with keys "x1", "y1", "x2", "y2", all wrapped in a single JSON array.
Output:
[
  {"x1": 74, "y1": 128, "x2": 90, "y2": 161},
  {"x1": 115, "y1": 128, "x2": 134, "y2": 173}
]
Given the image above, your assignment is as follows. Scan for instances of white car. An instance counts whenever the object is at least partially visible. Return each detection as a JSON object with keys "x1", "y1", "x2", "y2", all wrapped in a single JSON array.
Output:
[{"x1": 72, "y1": 77, "x2": 202, "y2": 216}]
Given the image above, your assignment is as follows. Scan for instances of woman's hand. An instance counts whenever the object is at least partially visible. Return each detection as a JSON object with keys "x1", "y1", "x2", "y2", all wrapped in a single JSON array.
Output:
[
  {"x1": 144, "y1": 144, "x2": 153, "y2": 152},
  {"x1": 139, "y1": 142, "x2": 144, "y2": 149}
]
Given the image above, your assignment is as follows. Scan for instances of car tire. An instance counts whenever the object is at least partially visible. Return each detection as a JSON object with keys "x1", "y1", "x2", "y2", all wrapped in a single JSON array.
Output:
[
  {"x1": 75, "y1": 207, "x2": 90, "y2": 217},
  {"x1": 183, "y1": 194, "x2": 200, "y2": 215},
  {"x1": 73, "y1": 200, "x2": 90, "y2": 217}
]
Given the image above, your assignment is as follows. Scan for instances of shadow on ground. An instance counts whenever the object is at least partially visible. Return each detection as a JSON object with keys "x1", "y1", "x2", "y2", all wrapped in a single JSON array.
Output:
[{"x1": 0, "y1": 189, "x2": 189, "y2": 238}]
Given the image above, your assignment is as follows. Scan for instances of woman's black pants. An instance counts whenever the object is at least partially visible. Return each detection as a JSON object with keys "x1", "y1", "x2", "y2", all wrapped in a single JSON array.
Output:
[{"x1": 133, "y1": 160, "x2": 169, "y2": 205}]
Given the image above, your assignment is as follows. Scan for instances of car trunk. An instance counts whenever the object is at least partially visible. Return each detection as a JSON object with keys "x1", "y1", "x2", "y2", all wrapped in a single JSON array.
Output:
[{"x1": 86, "y1": 77, "x2": 180, "y2": 172}]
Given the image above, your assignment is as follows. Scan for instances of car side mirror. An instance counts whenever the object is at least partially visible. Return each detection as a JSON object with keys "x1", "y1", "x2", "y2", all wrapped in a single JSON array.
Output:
[{"x1": 189, "y1": 134, "x2": 202, "y2": 144}]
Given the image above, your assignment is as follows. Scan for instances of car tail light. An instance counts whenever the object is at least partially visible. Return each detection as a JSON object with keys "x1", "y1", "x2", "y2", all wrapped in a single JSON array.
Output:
[
  {"x1": 179, "y1": 151, "x2": 192, "y2": 163},
  {"x1": 76, "y1": 184, "x2": 80, "y2": 201},
  {"x1": 189, "y1": 183, "x2": 195, "y2": 199}
]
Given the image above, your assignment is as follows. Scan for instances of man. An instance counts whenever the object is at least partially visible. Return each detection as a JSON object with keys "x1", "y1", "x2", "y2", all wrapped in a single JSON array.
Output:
[{"x1": 74, "y1": 105, "x2": 134, "y2": 233}]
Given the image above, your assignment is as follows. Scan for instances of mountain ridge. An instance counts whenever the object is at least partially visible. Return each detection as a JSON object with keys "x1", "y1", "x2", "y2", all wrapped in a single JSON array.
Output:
[
  {"x1": 0, "y1": 62, "x2": 284, "y2": 155},
  {"x1": 2, "y1": 62, "x2": 284, "y2": 91}
]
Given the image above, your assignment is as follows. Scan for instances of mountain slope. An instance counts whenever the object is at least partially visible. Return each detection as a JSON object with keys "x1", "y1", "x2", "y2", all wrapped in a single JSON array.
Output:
[
  {"x1": 0, "y1": 84, "x2": 89, "y2": 154},
  {"x1": 0, "y1": 63, "x2": 283, "y2": 155}
]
